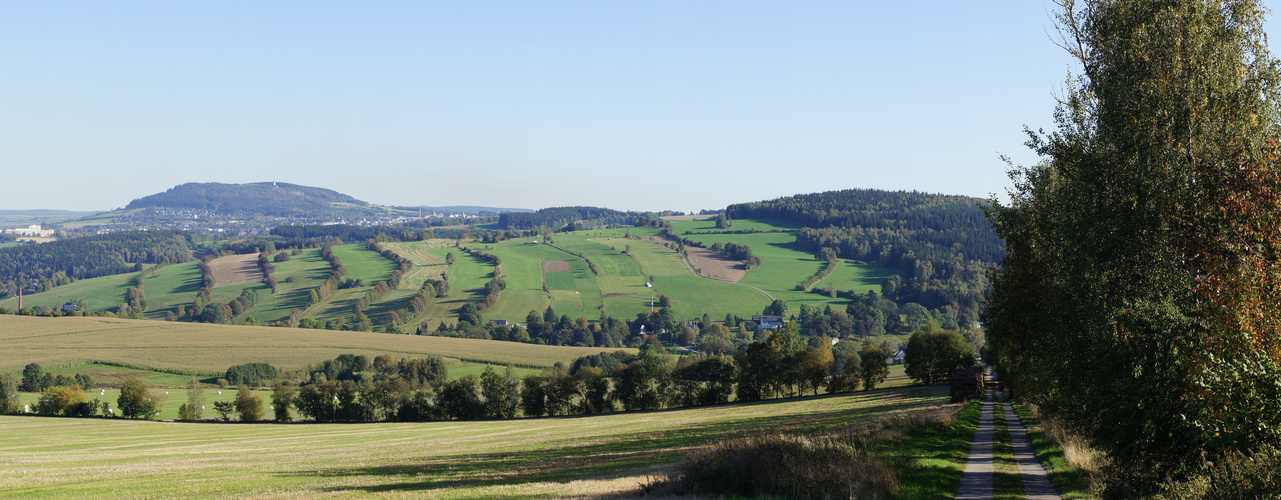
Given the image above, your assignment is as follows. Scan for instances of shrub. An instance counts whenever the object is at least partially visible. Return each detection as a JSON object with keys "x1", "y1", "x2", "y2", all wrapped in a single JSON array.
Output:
[
  {"x1": 1156, "y1": 451, "x2": 1281, "y2": 499},
  {"x1": 35, "y1": 385, "x2": 92, "y2": 416},
  {"x1": 654, "y1": 405, "x2": 961, "y2": 499}
]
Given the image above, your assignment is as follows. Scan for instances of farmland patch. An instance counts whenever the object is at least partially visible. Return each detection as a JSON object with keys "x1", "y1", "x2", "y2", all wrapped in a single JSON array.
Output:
[
  {"x1": 0, "y1": 315, "x2": 626, "y2": 373},
  {"x1": 542, "y1": 260, "x2": 571, "y2": 273},
  {"x1": 0, "y1": 386, "x2": 952, "y2": 497},
  {"x1": 207, "y1": 254, "x2": 263, "y2": 288}
]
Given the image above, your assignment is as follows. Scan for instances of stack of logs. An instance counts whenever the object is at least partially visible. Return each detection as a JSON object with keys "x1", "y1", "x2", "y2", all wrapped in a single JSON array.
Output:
[{"x1": 950, "y1": 366, "x2": 985, "y2": 402}]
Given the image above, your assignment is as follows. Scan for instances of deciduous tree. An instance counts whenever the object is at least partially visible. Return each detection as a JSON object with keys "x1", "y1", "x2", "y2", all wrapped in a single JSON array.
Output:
[{"x1": 985, "y1": 0, "x2": 1281, "y2": 484}]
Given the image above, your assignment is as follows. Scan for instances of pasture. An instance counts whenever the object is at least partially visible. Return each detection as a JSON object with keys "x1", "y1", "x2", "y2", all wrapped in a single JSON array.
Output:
[
  {"x1": 239, "y1": 248, "x2": 333, "y2": 324},
  {"x1": 3, "y1": 221, "x2": 899, "y2": 332},
  {"x1": 465, "y1": 245, "x2": 552, "y2": 323},
  {"x1": 0, "y1": 385, "x2": 956, "y2": 499},
  {"x1": 669, "y1": 218, "x2": 899, "y2": 314},
  {"x1": 404, "y1": 248, "x2": 495, "y2": 330},
  {"x1": 0, "y1": 272, "x2": 135, "y2": 314},
  {"x1": 0, "y1": 315, "x2": 631, "y2": 375}
]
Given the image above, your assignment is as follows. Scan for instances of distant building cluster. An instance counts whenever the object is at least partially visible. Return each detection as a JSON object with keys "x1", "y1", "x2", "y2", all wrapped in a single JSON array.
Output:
[{"x1": 3, "y1": 224, "x2": 54, "y2": 237}]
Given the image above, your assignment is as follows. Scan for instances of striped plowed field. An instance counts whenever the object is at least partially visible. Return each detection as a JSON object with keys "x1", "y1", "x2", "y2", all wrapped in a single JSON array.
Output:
[{"x1": 207, "y1": 254, "x2": 263, "y2": 287}]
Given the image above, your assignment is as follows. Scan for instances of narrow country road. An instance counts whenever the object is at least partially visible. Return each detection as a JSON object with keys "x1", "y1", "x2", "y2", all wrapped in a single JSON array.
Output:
[
  {"x1": 956, "y1": 382, "x2": 1061, "y2": 499},
  {"x1": 956, "y1": 392, "x2": 995, "y2": 499},
  {"x1": 1000, "y1": 393, "x2": 1061, "y2": 499}
]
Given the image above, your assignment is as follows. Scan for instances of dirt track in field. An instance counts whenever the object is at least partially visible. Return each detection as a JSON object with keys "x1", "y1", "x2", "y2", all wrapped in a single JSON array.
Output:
[
  {"x1": 208, "y1": 254, "x2": 263, "y2": 287},
  {"x1": 642, "y1": 236, "x2": 746, "y2": 283},
  {"x1": 543, "y1": 260, "x2": 571, "y2": 273}
]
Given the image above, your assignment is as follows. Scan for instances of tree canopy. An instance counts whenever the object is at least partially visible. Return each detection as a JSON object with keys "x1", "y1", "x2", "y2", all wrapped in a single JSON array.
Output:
[{"x1": 985, "y1": 0, "x2": 1281, "y2": 489}]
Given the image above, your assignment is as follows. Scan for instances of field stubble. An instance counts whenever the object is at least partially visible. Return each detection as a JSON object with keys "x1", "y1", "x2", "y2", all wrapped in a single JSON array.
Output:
[
  {"x1": 0, "y1": 386, "x2": 951, "y2": 499},
  {"x1": 0, "y1": 315, "x2": 629, "y2": 374}
]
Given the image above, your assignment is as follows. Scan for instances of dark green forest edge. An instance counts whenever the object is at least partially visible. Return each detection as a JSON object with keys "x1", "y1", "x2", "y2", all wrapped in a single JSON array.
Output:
[
  {"x1": 728, "y1": 188, "x2": 1000, "y2": 330},
  {"x1": 985, "y1": 0, "x2": 1281, "y2": 497}
]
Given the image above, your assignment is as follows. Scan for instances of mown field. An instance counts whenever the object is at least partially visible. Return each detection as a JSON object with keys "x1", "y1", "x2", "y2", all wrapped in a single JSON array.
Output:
[
  {"x1": 0, "y1": 315, "x2": 631, "y2": 375},
  {"x1": 0, "y1": 385, "x2": 957, "y2": 499}
]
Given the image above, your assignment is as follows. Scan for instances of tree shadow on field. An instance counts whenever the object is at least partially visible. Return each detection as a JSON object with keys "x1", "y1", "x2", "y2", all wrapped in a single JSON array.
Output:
[{"x1": 283, "y1": 388, "x2": 948, "y2": 496}]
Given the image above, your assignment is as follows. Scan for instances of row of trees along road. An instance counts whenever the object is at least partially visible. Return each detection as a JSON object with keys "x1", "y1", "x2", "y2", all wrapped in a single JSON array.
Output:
[{"x1": 985, "y1": 0, "x2": 1281, "y2": 492}]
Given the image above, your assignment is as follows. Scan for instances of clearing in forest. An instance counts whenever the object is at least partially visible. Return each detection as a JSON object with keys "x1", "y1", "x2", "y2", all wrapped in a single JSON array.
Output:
[{"x1": 206, "y1": 254, "x2": 263, "y2": 288}]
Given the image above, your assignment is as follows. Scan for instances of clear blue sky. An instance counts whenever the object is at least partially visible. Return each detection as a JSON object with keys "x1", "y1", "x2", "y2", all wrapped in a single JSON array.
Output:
[{"x1": 4, "y1": 2, "x2": 1274, "y2": 212}]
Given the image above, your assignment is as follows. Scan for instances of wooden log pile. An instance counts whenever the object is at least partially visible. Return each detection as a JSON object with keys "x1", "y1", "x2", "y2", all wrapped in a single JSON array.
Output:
[{"x1": 949, "y1": 366, "x2": 985, "y2": 402}]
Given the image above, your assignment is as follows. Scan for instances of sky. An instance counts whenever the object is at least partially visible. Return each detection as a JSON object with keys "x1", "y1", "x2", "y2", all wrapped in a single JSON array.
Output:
[{"x1": 4, "y1": 2, "x2": 1273, "y2": 213}]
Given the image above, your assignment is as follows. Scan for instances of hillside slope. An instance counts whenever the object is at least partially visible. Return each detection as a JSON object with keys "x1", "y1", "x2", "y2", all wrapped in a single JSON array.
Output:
[{"x1": 125, "y1": 182, "x2": 370, "y2": 217}]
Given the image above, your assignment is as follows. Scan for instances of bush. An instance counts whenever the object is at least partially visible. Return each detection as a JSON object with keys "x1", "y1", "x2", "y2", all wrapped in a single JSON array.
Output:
[
  {"x1": 652, "y1": 406, "x2": 961, "y2": 499},
  {"x1": 1157, "y1": 451, "x2": 1281, "y2": 499},
  {"x1": 34, "y1": 385, "x2": 94, "y2": 417}
]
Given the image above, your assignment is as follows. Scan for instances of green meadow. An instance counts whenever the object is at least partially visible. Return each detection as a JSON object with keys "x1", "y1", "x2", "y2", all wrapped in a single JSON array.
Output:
[
  {"x1": 4, "y1": 219, "x2": 899, "y2": 328},
  {"x1": 0, "y1": 272, "x2": 134, "y2": 313},
  {"x1": 669, "y1": 218, "x2": 898, "y2": 315}
]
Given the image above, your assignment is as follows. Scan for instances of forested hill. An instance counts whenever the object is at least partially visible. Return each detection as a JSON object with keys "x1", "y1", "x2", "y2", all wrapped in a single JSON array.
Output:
[
  {"x1": 126, "y1": 182, "x2": 369, "y2": 217},
  {"x1": 498, "y1": 206, "x2": 635, "y2": 231},
  {"x1": 727, "y1": 189, "x2": 1003, "y2": 265}
]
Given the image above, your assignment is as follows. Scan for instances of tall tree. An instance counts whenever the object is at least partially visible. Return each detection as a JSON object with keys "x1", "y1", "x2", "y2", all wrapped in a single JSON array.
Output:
[
  {"x1": 117, "y1": 377, "x2": 159, "y2": 419},
  {"x1": 186, "y1": 376, "x2": 205, "y2": 421},
  {"x1": 0, "y1": 374, "x2": 18, "y2": 414},
  {"x1": 858, "y1": 345, "x2": 888, "y2": 391},
  {"x1": 235, "y1": 386, "x2": 264, "y2": 422},
  {"x1": 985, "y1": 0, "x2": 1281, "y2": 485}
]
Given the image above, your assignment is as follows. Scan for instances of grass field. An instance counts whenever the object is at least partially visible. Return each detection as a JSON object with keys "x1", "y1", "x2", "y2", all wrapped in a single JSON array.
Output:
[
  {"x1": 581, "y1": 236, "x2": 770, "y2": 319},
  {"x1": 331, "y1": 244, "x2": 396, "y2": 284},
  {"x1": 402, "y1": 248, "x2": 496, "y2": 331},
  {"x1": 504, "y1": 243, "x2": 602, "y2": 319},
  {"x1": 239, "y1": 249, "x2": 332, "y2": 324},
  {"x1": 0, "y1": 315, "x2": 632, "y2": 375},
  {"x1": 669, "y1": 218, "x2": 899, "y2": 315},
  {"x1": 0, "y1": 272, "x2": 135, "y2": 313},
  {"x1": 138, "y1": 263, "x2": 203, "y2": 318},
  {"x1": 0, "y1": 385, "x2": 956, "y2": 499},
  {"x1": 4, "y1": 219, "x2": 899, "y2": 331},
  {"x1": 468, "y1": 245, "x2": 553, "y2": 323}
]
